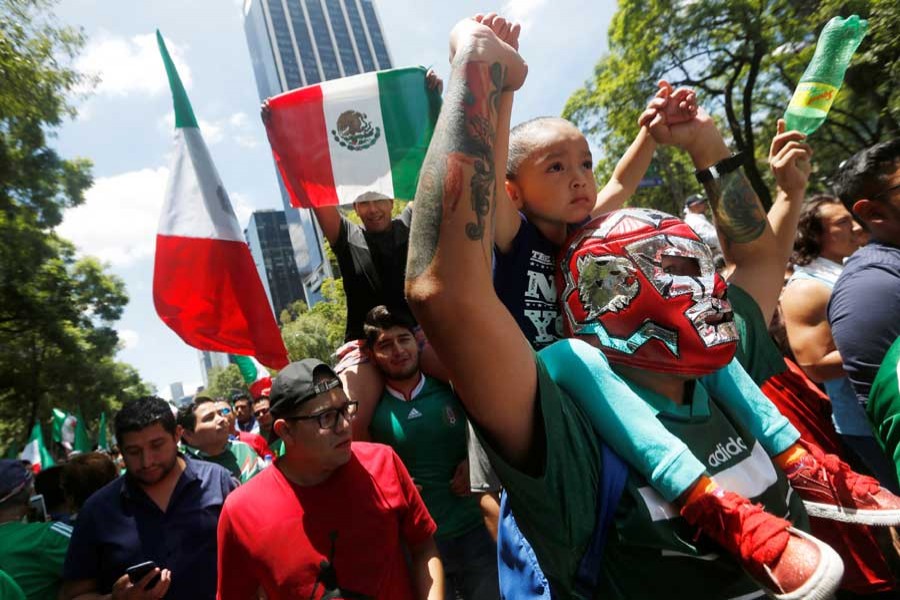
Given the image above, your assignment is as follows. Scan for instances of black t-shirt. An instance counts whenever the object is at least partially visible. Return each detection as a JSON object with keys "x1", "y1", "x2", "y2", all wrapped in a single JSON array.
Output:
[{"x1": 332, "y1": 204, "x2": 416, "y2": 341}]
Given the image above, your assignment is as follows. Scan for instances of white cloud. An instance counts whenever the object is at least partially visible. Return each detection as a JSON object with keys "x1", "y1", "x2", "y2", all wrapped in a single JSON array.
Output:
[
  {"x1": 501, "y1": 0, "x2": 549, "y2": 33},
  {"x1": 229, "y1": 192, "x2": 256, "y2": 226},
  {"x1": 77, "y1": 32, "x2": 192, "y2": 98},
  {"x1": 57, "y1": 167, "x2": 258, "y2": 267},
  {"x1": 158, "y1": 111, "x2": 253, "y2": 147},
  {"x1": 57, "y1": 167, "x2": 169, "y2": 266},
  {"x1": 118, "y1": 329, "x2": 140, "y2": 350}
]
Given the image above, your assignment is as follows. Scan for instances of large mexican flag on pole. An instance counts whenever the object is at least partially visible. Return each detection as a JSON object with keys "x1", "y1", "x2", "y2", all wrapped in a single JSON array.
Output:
[
  {"x1": 154, "y1": 31, "x2": 289, "y2": 370},
  {"x1": 263, "y1": 67, "x2": 441, "y2": 208}
]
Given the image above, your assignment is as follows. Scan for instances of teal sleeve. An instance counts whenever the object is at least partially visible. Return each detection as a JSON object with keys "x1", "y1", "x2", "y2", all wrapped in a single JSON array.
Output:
[
  {"x1": 538, "y1": 339, "x2": 706, "y2": 502},
  {"x1": 700, "y1": 358, "x2": 800, "y2": 456}
]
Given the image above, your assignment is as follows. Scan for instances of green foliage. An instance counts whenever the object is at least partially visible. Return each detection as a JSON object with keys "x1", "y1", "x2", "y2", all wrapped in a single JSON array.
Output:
[
  {"x1": 564, "y1": 0, "x2": 899, "y2": 210},
  {"x1": 0, "y1": 0, "x2": 151, "y2": 452},
  {"x1": 281, "y1": 278, "x2": 347, "y2": 365},
  {"x1": 204, "y1": 364, "x2": 247, "y2": 400}
]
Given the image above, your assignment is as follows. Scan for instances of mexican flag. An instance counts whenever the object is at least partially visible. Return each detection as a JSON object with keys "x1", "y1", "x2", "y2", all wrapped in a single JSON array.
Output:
[
  {"x1": 73, "y1": 408, "x2": 91, "y2": 454},
  {"x1": 97, "y1": 412, "x2": 109, "y2": 451},
  {"x1": 51, "y1": 408, "x2": 75, "y2": 446},
  {"x1": 20, "y1": 424, "x2": 54, "y2": 473},
  {"x1": 153, "y1": 31, "x2": 289, "y2": 370},
  {"x1": 263, "y1": 67, "x2": 441, "y2": 207},
  {"x1": 232, "y1": 354, "x2": 272, "y2": 399}
]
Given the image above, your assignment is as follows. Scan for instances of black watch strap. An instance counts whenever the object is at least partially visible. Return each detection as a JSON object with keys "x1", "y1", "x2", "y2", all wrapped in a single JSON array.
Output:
[{"x1": 695, "y1": 152, "x2": 746, "y2": 184}]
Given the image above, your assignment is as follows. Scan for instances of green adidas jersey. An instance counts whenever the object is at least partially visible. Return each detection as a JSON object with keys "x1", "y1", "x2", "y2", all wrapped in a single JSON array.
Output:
[
  {"x1": 185, "y1": 439, "x2": 262, "y2": 484},
  {"x1": 370, "y1": 376, "x2": 482, "y2": 540},
  {"x1": 601, "y1": 379, "x2": 808, "y2": 600},
  {"x1": 0, "y1": 520, "x2": 71, "y2": 600},
  {"x1": 869, "y1": 334, "x2": 900, "y2": 484},
  {"x1": 730, "y1": 284, "x2": 787, "y2": 384},
  {"x1": 481, "y1": 360, "x2": 807, "y2": 599},
  {"x1": 0, "y1": 570, "x2": 25, "y2": 600}
]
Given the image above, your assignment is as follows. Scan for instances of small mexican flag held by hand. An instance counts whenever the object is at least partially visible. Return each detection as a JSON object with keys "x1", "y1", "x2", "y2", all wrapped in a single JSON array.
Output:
[
  {"x1": 20, "y1": 423, "x2": 54, "y2": 473},
  {"x1": 232, "y1": 354, "x2": 272, "y2": 399},
  {"x1": 263, "y1": 67, "x2": 441, "y2": 207},
  {"x1": 153, "y1": 31, "x2": 289, "y2": 369}
]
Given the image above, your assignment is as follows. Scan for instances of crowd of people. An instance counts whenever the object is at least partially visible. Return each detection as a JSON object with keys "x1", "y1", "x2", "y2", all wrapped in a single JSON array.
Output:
[{"x1": 3, "y1": 12, "x2": 900, "y2": 600}]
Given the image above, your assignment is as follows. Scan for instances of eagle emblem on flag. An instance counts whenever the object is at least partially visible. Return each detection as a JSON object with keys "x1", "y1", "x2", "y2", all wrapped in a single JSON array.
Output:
[{"x1": 331, "y1": 110, "x2": 381, "y2": 151}]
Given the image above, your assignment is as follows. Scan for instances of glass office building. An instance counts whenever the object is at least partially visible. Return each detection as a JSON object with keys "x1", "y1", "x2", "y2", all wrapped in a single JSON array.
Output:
[
  {"x1": 242, "y1": 0, "x2": 393, "y2": 305},
  {"x1": 245, "y1": 209, "x2": 306, "y2": 321}
]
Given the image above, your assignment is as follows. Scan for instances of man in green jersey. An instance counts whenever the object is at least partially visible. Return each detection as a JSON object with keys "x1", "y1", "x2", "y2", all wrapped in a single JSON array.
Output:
[
  {"x1": 0, "y1": 459, "x2": 72, "y2": 599},
  {"x1": 366, "y1": 305, "x2": 499, "y2": 600},
  {"x1": 178, "y1": 397, "x2": 263, "y2": 484},
  {"x1": 401, "y1": 15, "x2": 891, "y2": 600}
]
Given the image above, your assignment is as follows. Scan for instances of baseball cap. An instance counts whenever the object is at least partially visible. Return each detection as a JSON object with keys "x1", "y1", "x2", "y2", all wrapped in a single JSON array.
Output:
[
  {"x1": 0, "y1": 459, "x2": 33, "y2": 504},
  {"x1": 685, "y1": 194, "x2": 707, "y2": 208},
  {"x1": 353, "y1": 191, "x2": 392, "y2": 204},
  {"x1": 269, "y1": 359, "x2": 342, "y2": 417}
]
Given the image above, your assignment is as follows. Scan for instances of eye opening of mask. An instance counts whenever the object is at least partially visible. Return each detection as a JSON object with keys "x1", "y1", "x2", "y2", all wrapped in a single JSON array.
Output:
[{"x1": 659, "y1": 254, "x2": 702, "y2": 277}]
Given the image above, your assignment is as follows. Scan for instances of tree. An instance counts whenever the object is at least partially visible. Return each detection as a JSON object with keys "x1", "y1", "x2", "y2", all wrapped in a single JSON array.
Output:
[
  {"x1": 281, "y1": 278, "x2": 347, "y2": 365},
  {"x1": 0, "y1": 0, "x2": 151, "y2": 452},
  {"x1": 204, "y1": 364, "x2": 247, "y2": 400},
  {"x1": 564, "y1": 0, "x2": 899, "y2": 210}
]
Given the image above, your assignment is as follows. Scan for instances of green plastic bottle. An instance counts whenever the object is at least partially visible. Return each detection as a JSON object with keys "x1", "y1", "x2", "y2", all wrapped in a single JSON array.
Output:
[{"x1": 784, "y1": 15, "x2": 868, "y2": 135}]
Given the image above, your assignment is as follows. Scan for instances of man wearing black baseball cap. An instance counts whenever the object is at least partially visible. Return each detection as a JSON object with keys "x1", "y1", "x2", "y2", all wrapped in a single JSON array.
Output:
[
  {"x1": 0, "y1": 459, "x2": 72, "y2": 599},
  {"x1": 216, "y1": 359, "x2": 443, "y2": 599}
]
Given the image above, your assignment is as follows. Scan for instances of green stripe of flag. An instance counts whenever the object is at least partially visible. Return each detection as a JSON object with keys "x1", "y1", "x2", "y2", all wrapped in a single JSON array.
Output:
[
  {"x1": 157, "y1": 30, "x2": 198, "y2": 129},
  {"x1": 378, "y1": 68, "x2": 442, "y2": 202}
]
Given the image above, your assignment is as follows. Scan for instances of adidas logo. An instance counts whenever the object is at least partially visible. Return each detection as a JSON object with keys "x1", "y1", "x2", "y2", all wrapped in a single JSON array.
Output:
[
  {"x1": 407, "y1": 408, "x2": 423, "y2": 420},
  {"x1": 707, "y1": 436, "x2": 748, "y2": 468}
]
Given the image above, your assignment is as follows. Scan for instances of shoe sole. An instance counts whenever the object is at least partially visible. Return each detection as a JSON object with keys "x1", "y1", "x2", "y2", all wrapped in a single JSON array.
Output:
[
  {"x1": 766, "y1": 528, "x2": 843, "y2": 600},
  {"x1": 802, "y1": 500, "x2": 900, "y2": 526}
]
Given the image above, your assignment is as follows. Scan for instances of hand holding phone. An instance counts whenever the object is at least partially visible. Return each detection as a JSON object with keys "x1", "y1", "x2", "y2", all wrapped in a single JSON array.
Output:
[{"x1": 113, "y1": 563, "x2": 171, "y2": 599}]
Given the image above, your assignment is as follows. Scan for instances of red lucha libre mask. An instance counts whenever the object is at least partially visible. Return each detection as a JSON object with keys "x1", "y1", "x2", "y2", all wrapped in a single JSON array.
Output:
[{"x1": 559, "y1": 208, "x2": 737, "y2": 376}]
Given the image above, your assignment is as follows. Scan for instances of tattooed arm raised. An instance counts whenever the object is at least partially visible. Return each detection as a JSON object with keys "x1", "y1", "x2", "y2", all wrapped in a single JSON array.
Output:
[
  {"x1": 405, "y1": 18, "x2": 537, "y2": 468},
  {"x1": 644, "y1": 89, "x2": 783, "y2": 323}
]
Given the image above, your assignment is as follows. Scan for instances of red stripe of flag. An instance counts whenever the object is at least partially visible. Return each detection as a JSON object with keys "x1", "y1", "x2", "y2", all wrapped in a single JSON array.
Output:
[
  {"x1": 153, "y1": 235, "x2": 289, "y2": 369},
  {"x1": 264, "y1": 84, "x2": 338, "y2": 208}
]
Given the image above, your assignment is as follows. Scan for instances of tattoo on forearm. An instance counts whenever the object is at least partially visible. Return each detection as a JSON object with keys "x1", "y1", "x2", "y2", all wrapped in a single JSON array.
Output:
[
  {"x1": 406, "y1": 59, "x2": 505, "y2": 280},
  {"x1": 703, "y1": 170, "x2": 767, "y2": 246}
]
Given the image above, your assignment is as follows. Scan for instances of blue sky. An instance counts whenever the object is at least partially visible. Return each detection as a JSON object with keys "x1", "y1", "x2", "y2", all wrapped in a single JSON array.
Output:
[{"x1": 52, "y1": 0, "x2": 616, "y2": 397}]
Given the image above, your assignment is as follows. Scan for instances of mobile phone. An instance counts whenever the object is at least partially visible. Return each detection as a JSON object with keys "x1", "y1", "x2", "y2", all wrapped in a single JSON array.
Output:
[
  {"x1": 126, "y1": 561, "x2": 161, "y2": 589},
  {"x1": 27, "y1": 494, "x2": 48, "y2": 523}
]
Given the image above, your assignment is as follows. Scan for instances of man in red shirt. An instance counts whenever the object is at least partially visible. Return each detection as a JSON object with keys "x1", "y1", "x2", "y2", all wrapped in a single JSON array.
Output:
[{"x1": 216, "y1": 359, "x2": 443, "y2": 600}]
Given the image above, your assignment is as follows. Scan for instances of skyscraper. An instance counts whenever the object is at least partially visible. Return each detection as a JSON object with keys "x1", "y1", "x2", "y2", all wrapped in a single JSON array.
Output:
[
  {"x1": 245, "y1": 209, "x2": 306, "y2": 320},
  {"x1": 242, "y1": 0, "x2": 394, "y2": 305}
]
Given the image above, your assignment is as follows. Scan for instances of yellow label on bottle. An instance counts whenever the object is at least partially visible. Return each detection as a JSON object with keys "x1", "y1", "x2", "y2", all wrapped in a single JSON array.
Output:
[{"x1": 788, "y1": 82, "x2": 839, "y2": 112}]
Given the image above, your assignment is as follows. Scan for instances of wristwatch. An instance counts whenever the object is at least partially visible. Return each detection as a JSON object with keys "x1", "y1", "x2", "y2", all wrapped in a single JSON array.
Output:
[{"x1": 694, "y1": 152, "x2": 746, "y2": 184}]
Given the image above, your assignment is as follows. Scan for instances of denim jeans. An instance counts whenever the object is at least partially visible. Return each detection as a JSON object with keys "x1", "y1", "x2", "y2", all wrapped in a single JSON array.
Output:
[{"x1": 436, "y1": 524, "x2": 499, "y2": 600}]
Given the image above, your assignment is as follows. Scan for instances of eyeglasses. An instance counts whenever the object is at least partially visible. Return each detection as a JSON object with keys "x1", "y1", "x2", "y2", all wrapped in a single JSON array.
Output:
[
  {"x1": 254, "y1": 407, "x2": 269, "y2": 418},
  {"x1": 872, "y1": 182, "x2": 900, "y2": 203},
  {"x1": 283, "y1": 401, "x2": 359, "y2": 430}
]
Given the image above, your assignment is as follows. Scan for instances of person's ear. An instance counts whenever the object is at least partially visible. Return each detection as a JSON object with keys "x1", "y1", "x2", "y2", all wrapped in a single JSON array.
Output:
[
  {"x1": 273, "y1": 419, "x2": 291, "y2": 445},
  {"x1": 175, "y1": 425, "x2": 185, "y2": 445},
  {"x1": 505, "y1": 180, "x2": 524, "y2": 210},
  {"x1": 853, "y1": 199, "x2": 881, "y2": 226}
]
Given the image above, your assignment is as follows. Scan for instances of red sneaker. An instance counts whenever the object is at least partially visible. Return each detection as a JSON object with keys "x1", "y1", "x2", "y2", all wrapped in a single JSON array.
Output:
[
  {"x1": 682, "y1": 488, "x2": 843, "y2": 599},
  {"x1": 786, "y1": 443, "x2": 900, "y2": 526}
]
